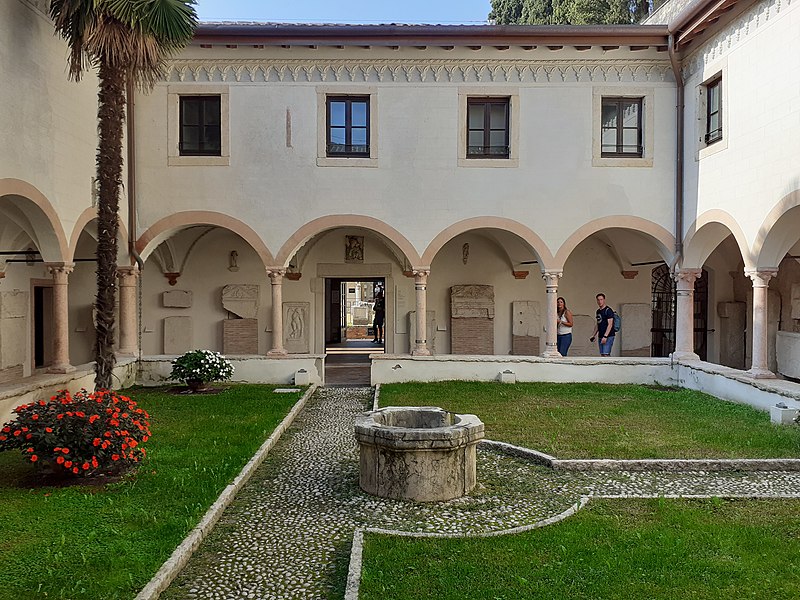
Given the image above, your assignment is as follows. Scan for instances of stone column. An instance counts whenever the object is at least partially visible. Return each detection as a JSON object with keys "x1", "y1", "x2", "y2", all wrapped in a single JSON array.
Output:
[
  {"x1": 45, "y1": 263, "x2": 75, "y2": 374},
  {"x1": 672, "y1": 269, "x2": 702, "y2": 361},
  {"x1": 746, "y1": 268, "x2": 778, "y2": 378},
  {"x1": 267, "y1": 268, "x2": 287, "y2": 355},
  {"x1": 116, "y1": 266, "x2": 139, "y2": 356},
  {"x1": 412, "y1": 269, "x2": 431, "y2": 356},
  {"x1": 542, "y1": 270, "x2": 562, "y2": 358}
]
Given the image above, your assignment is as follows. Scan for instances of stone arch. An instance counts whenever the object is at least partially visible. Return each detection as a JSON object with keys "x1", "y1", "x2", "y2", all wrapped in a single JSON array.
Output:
[
  {"x1": 136, "y1": 211, "x2": 274, "y2": 268},
  {"x1": 0, "y1": 178, "x2": 68, "y2": 262},
  {"x1": 68, "y1": 206, "x2": 130, "y2": 263},
  {"x1": 553, "y1": 216, "x2": 675, "y2": 269},
  {"x1": 420, "y1": 217, "x2": 553, "y2": 269},
  {"x1": 683, "y1": 209, "x2": 752, "y2": 270},
  {"x1": 755, "y1": 189, "x2": 800, "y2": 269},
  {"x1": 275, "y1": 215, "x2": 419, "y2": 267}
]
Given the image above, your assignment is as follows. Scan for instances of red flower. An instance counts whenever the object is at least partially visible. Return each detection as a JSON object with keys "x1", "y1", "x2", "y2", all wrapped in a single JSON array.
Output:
[
  {"x1": 72, "y1": 467, "x2": 79, "y2": 474},
  {"x1": 30, "y1": 455, "x2": 38, "y2": 462},
  {"x1": 82, "y1": 463, "x2": 90, "y2": 470},
  {"x1": 56, "y1": 456, "x2": 65, "y2": 465},
  {"x1": 45, "y1": 427, "x2": 53, "y2": 433},
  {"x1": 111, "y1": 454, "x2": 120, "y2": 461},
  {"x1": 31, "y1": 414, "x2": 39, "y2": 421},
  {"x1": 64, "y1": 461, "x2": 72, "y2": 468}
]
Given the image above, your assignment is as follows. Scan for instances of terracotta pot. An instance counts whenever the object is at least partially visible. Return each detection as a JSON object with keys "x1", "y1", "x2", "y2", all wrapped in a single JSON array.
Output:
[{"x1": 186, "y1": 378, "x2": 207, "y2": 392}]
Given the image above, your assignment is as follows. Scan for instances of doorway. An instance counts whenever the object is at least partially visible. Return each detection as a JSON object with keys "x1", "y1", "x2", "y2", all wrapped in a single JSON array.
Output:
[{"x1": 32, "y1": 283, "x2": 54, "y2": 368}]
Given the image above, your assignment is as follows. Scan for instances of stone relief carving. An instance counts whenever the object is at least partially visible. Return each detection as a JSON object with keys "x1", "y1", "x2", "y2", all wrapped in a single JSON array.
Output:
[
  {"x1": 222, "y1": 284, "x2": 259, "y2": 319},
  {"x1": 283, "y1": 302, "x2": 310, "y2": 353},
  {"x1": 451, "y1": 285, "x2": 495, "y2": 319},
  {"x1": 345, "y1": 236, "x2": 364, "y2": 263}
]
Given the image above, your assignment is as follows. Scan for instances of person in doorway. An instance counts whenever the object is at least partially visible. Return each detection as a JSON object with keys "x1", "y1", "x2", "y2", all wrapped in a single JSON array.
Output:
[
  {"x1": 556, "y1": 297, "x2": 574, "y2": 356},
  {"x1": 590, "y1": 293, "x2": 615, "y2": 356},
  {"x1": 372, "y1": 290, "x2": 385, "y2": 344}
]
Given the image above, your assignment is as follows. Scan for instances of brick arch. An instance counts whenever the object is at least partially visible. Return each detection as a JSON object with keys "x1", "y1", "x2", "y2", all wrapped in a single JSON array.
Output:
[
  {"x1": 420, "y1": 217, "x2": 554, "y2": 269},
  {"x1": 754, "y1": 188, "x2": 800, "y2": 269},
  {"x1": 553, "y1": 216, "x2": 675, "y2": 269},
  {"x1": 683, "y1": 209, "x2": 752, "y2": 270},
  {"x1": 275, "y1": 215, "x2": 420, "y2": 267},
  {"x1": 0, "y1": 178, "x2": 68, "y2": 262},
  {"x1": 136, "y1": 211, "x2": 274, "y2": 267},
  {"x1": 68, "y1": 206, "x2": 130, "y2": 263}
]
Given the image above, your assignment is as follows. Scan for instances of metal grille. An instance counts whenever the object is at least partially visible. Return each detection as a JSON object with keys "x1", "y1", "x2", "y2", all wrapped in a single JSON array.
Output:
[{"x1": 651, "y1": 265, "x2": 709, "y2": 360}]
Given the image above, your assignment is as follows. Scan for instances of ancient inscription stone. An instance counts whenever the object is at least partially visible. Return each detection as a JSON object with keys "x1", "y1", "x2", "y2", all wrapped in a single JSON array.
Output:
[
  {"x1": 451, "y1": 286, "x2": 494, "y2": 355},
  {"x1": 620, "y1": 303, "x2": 651, "y2": 357},
  {"x1": 512, "y1": 300, "x2": 541, "y2": 355},
  {"x1": 163, "y1": 290, "x2": 192, "y2": 308},
  {"x1": 164, "y1": 316, "x2": 192, "y2": 354},
  {"x1": 224, "y1": 318, "x2": 258, "y2": 354},
  {"x1": 222, "y1": 284, "x2": 259, "y2": 319}
]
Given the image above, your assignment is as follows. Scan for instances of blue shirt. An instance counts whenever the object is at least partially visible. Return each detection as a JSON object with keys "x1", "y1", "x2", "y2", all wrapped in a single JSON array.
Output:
[{"x1": 596, "y1": 306, "x2": 615, "y2": 337}]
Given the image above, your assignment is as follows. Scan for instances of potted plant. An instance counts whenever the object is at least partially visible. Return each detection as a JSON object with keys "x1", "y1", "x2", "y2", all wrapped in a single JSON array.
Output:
[{"x1": 170, "y1": 349, "x2": 234, "y2": 392}]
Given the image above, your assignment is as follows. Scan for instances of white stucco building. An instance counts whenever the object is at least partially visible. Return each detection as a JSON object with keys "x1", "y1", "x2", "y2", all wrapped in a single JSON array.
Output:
[{"x1": 1, "y1": 0, "x2": 800, "y2": 415}]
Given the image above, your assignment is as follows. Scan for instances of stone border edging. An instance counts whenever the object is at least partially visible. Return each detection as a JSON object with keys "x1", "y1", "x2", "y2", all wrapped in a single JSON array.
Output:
[
  {"x1": 480, "y1": 439, "x2": 800, "y2": 471},
  {"x1": 134, "y1": 384, "x2": 318, "y2": 600},
  {"x1": 344, "y1": 498, "x2": 589, "y2": 600}
]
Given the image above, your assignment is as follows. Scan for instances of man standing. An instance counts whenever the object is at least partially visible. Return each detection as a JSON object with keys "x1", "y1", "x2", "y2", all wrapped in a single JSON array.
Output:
[
  {"x1": 590, "y1": 293, "x2": 615, "y2": 356},
  {"x1": 372, "y1": 290, "x2": 386, "y2": 344}
]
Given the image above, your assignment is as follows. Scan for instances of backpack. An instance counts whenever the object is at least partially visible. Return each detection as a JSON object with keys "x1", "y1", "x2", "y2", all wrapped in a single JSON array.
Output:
[{"x1": 613, "y1": 311, "x2": 621, "y2": 333}]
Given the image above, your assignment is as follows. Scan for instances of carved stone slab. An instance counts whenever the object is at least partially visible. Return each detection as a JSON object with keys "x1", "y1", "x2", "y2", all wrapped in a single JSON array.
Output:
[
  {"x1": 283, "y1": 302, "x2": 310, "y2": 354},
  {"x1": 451, "y1": 285, "x2": 495, "y2": 319},
  {"x1": 512, "y1": 301, "x2": 541, "y2": 337},
  {"x1": 164, "y1": 316, "x2": 192, "y2": 354},
  {"x1": 163, "y1": 290, "x2": 192, "y2": 308},
  {"x1": 223, "y1": 318, "x2": 258, "y2": 355},
  {"x1": 792, "y1": 284, "x2": 800, "y2": 320},
  {"x1": 0, "y1": 291, "x2": 27, "y2": 369},
  {"x1": 620, "y1": 303, "x2": 651, "y2": 357},
  {"x1": 718, "y1": 301, "x2": 746, "y2": 369},
  {"x1": 222, "y1": 284, "x2": 259, "y2": 319}
]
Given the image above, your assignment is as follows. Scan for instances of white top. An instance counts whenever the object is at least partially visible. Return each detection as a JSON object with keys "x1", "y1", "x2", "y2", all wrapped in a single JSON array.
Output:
[{"x1": 557, "y1": 313, "x2": 572, "y2": 335}]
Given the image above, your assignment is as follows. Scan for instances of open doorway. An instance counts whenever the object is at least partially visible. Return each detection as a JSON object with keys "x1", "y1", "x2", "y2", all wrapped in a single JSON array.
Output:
[{"x1": 32, "y1": 282, "x2": 54, "y2": 369}]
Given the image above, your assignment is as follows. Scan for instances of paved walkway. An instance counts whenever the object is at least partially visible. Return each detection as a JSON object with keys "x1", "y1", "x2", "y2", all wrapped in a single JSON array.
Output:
[{"x1": 162, "y1": 387, "x2": 800, "y2": 600}]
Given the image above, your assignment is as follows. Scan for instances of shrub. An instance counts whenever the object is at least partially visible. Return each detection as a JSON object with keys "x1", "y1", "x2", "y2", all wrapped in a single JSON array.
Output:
[
  {"x1": 0, "y1": 389, "x2": 150, "y2": 477},
  {"x1": 170, "y1": 349, "x2": 234, "y2": 385}
]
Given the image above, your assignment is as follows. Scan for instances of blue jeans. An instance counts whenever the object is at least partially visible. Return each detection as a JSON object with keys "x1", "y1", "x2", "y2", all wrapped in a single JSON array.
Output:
[
  {"x1": 557, "y1": 333, "x2": 572, "y2": 356},
  {"x1": 598, "y1": 336, "x2": 615, "y2": 356}
]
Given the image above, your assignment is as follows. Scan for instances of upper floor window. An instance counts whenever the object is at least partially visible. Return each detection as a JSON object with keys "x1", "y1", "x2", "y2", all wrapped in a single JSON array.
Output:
[
  {"x1": 179, "y1": 96, "x2": 221, "y2": 156},
  {"x1": 327, "y1": 96, "x2": 370, "y2": 157},
  {"x1": 705, "y1": 77, "x2": 722, "y2": 144},
  {"x1": 467, "y1": 98, "x2": 510, "y2": 159},
  {"x1": 601, "y1": 97, "x2": 643, "y2": 158}
]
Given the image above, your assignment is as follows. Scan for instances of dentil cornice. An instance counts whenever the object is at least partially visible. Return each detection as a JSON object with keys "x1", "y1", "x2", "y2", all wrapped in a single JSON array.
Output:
[{"x1": 165, "y1": 58, "x2": 674, "y2": 85}]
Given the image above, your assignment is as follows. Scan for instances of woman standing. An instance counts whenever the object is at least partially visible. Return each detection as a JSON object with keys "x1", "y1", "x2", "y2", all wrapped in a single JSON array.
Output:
[{"x1": 556, "y1": 297, "x2": 574, "y2": 356}]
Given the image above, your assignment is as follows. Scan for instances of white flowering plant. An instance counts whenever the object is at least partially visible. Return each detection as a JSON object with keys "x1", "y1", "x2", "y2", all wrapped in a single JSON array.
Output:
[{"x1": 170, "y1": 349, "x2": 234, "y2": 385}]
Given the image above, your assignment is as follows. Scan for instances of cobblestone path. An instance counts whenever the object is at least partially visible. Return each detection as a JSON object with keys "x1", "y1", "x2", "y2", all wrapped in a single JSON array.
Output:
[{"x1": 162, "y1": 387, "x2": 800, "y2": 600}]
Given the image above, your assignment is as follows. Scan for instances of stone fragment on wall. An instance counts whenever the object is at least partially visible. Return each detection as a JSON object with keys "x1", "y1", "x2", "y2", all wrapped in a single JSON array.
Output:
[
  {"x1": 0, "y1": 290, "x2": 27, "y2": 372},
  {"x1": 620, "y1": 303, "x2": 651, "y2": 357},
  {"x1": 284, "y1": 302, "x2": 310, "y2": 354},
  {"x1": 222, "y1": 284, "x2": 259, "y2": 319},
  {"x1": 717, "y1": 301, "x2": 746, "y2": 369},
  {"x1": 163, "y1": 290, "x2": 192, "y2": 308},
  {"x1": 569, "y1": 315, "x2": 597, "y2": 357},
  {"x1": 511, "y1": 301, "x2": 541, "y2": 355},
  {"x1": 224, "y1": 318, "x2": 259, "y2": 355},
  {"x1": 792, "y1": 283, "x2": 800, "y2": 320},
  {"x1": 164, "y1": 316, "x2": 192, "y2": 354},
  {"x1": 408, "y1": 310, "x2": 436, "y2": 354},
  {"x1": 451, "y1": 286, "x2": 494, "y2": 355},
  {"x1": 776, "y1": 331, "x2": 800, "y2": 379}
]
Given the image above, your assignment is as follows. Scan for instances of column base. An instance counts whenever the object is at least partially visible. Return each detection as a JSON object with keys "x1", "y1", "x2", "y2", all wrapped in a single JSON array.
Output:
[
  {"x1": 411, "y1": 347, "x2": 431, "y2": 356},
  {"x1": 671, "y1": 351, "x2": 700, "y2": 361},
  {"x1": 745, "y1": 368, "x2": 777, "y2": 379},
  {"x1": 117, "y1": 349, "x2": 137, "y2": 357},
  {"x1": 542, "y1": 348, "x2": 563, "y2": 359},
  {"x1": 47, "y1": 364, "x2": 76, "y2": 374},
  {"x1": 267, "y1": 349, "x2": 288, "y2": 357}
]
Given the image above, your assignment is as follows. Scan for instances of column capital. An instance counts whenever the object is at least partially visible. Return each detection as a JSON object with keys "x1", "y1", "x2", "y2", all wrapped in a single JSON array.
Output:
[
  {"x1": 744, "y1": 268, "x2": 778, "y2": 287},
  {"x1": 116, "y1": 265, "x2": 140, "y2": 283},
  {"x1": 267, "y1": 268, "x2": 286, "y2": 281},
  {"x1": 542, "y1": 271, "x2": 562, "y2": 287},
  {"x1": 673, "y1": 268, "x2": 702, "y2": 291},
  {"x1": 412, "y1": 267, "x2": 431, "y2": 277},
  {"x1": 44, "y1": 262, "x2": 75, "y2": 281}
]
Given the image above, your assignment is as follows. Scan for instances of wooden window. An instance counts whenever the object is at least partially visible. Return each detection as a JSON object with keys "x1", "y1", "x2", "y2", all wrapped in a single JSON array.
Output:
[
  {"x1": 601, "y1": 97, "x2": 643, "y2": 157},
  {"x1": 326, "y1": 96, "x2": 370, "y2": 157},
  {"x1": 179, "y1": 96, "x2": 221, "y2": 156},
  {"x1": 466, "y1": 98, "x2": 510, "y2": 158},
  {"x1": 705, "y1": 77, "x2": 722, "y2": 144}
]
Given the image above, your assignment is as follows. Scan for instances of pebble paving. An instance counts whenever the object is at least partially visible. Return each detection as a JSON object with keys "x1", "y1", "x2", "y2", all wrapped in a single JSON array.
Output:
[{"x1": 162, "y1": 386, "x2": 800, "y2": 600}]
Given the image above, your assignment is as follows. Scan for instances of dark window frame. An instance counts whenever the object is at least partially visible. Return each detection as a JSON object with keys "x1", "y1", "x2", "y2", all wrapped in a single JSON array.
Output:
[
  {"x1": 179, "y1": 95, "x2": 222, "y2": 156},
  {"x1": 601, "y1": 97, "x2": 643, "y2": 158},
  {"x1": 466, "y1": 97, "x2": 510, "y2": 159},
  {"x1": 326, "y1": 95, "x2": 370, "y2": 157},
  {"x1": 705, "y1": 77, "x2": 723, "y2": 145}
]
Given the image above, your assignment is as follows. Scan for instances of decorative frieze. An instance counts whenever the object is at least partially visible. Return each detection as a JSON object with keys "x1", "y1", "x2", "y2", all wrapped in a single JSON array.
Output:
[{"x1": 165, "y1": 58, "x2": 673, "y2": 85}]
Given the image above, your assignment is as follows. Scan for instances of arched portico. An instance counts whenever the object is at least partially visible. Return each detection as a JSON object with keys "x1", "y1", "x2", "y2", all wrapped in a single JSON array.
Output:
[
  {"x1": 0, "y1": 179, "x2": 68, "y2": 263},
  {"x1": 683, "y1": 210, "x2": 752, "y2": 270}
]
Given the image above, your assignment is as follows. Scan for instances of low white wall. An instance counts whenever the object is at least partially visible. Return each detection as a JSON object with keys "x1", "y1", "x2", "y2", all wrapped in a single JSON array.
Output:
[
  {"x1": 137, "y1": 355, "x2": 325, "y2": 387},
  {"x1": 371, "y1": 355, "x2": 675, "y2": 386},
  {"x1": 0, "y1": 359, "x2": 138, "y2": 426},
  {"x1": 777, "y1": 331, "x2": 800, "y2": 380}
]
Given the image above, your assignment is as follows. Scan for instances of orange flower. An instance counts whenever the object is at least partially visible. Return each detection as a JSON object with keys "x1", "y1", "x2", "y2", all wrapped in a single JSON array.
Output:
[
  {"x1": 56, "y1": 456, "x2": 65, "y2": 464},
  {"x1": 62, "y1": 448, "x2": 70, "y2": 454},
  {"x1": 64, "y1": 461, "x2": 72, "y2": 468},
  {"x1": 82, "y1": 463, "x2": 90, "y2": 470},
  {"x1": 111, "y1": 454, "x2": 120, "y2": 461},
  {"x1": 45, "y1": 427, "x2": 53, "y2": 433},
  {"x1": 30, "y1": 455, "x2": 38, "y2": 462}
]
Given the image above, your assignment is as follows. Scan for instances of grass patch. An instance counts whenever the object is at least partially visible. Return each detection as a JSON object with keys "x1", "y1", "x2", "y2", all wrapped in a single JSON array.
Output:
[
  {"x1": 360, "y1": 498, "x2": 800, "y2": 600},
  {"x1": 379, "y1": 382, "x2": 800, "y2": 459},
  {"x1": 0, "y1": 384, "x2": 303, "y2": 599}
]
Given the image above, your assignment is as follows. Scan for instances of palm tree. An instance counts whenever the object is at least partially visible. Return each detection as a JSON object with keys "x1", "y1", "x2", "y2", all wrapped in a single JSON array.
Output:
[{"x1": 49, "y1": 0, "x2": 197, "y2": 389}]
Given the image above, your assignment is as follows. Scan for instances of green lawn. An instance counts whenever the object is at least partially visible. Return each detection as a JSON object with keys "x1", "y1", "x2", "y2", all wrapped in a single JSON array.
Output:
[
  {"x1": 0, "y1": 384, "x2": 304, "y2": 600},
  {"x1": 360, "y1": 498, "x2": 800, "y2": 600},
  {"x1": 378, "y1": 382, "x2": 800, "y2": 459}
]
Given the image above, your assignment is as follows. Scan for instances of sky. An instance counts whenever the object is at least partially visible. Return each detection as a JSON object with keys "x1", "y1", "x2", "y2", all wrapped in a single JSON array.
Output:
[{"x1": 195, "y1": 0, "x2": 493, "y2": 24}]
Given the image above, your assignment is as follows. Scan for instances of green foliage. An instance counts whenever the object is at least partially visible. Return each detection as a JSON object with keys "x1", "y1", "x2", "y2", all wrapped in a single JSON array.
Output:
[
  {"x1": 489, "y1": 0, "x2": 654, "y2": 25},
  {"x1": 0, "y1": 389, "x2": 150, "y2": 477},
  {"x1": 170, "y1": 349, "x2": 235, "y2": 385}
]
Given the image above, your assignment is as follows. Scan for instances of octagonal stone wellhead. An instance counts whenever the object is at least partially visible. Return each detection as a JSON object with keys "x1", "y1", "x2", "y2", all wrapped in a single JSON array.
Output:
[{"x1": 354, "y1": 406, "x2": 484, "y2": 502}]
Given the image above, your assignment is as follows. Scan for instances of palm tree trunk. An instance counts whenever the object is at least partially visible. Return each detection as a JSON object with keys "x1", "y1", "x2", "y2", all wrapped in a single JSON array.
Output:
[{"x1": 94, "y1": 61, "x2": 125, "y2": 390}]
